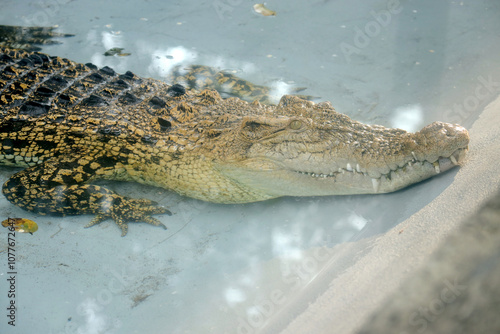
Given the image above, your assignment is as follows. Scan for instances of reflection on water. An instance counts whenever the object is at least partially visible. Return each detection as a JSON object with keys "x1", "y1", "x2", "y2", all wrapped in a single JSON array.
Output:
[
  {"x1": 83, "y1": 26, "x2": 305, "y2": 105},
  {"x1": 391, "y1": 103, "x2": 423, "y2": 132},
  {"x1": 148, "y1": 45, "x2": 198, "y2": 77}
]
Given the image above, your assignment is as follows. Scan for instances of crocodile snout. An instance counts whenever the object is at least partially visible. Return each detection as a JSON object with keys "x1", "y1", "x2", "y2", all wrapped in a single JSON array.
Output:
[{"x1": 414, "y1": 122, "x2": 470, "y2": 163}]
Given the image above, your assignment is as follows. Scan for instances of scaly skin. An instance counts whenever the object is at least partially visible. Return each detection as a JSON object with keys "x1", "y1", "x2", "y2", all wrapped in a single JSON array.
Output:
[{"x1": 0, "y1": 47, "x2": 469, "y2": 235}]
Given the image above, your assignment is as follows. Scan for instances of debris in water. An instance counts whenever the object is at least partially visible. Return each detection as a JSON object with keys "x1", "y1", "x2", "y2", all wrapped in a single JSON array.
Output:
[
  {"x1": 104, "y1": 47, "x2": 131, "y2": 57},
  {"x1": 2, "y1": 218, "x2": 39, "y2": 234},
  {"x1": 253, "y1": 4, "x2": 276, "y2": 16}
]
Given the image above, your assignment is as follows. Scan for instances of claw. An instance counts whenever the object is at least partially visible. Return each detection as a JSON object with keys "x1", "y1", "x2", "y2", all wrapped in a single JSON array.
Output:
[
  {"x1": 116, "y1": 219, "x2": 129, "y2": 237},
  {"x1": 152, "y1": 205, "x2": 171, "y2": 215},
  {"x1": 143, "y1": 216, "x2": 168, "y2": 230},
  {"x1": 84, "y1": 214, "x2": 107, "y2": 228},
  {"x1": 83, "y1": 198, "x2": 170, "y2": 236}
]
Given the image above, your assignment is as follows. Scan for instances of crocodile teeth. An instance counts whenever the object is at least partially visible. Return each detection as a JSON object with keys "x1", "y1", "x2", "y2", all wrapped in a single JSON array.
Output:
[
  {"x1": 433, "y1": 161, "x2": 440, "y2": 174},
  {"x1": 411, "y1": 151, "x2": 418, "y2": 161},
  {"x1": 346, "y1": 163, "x2": 353, "y2": 172},
  {"x1": 372, "y1": 178, "x2": 380, "y2": 193},
  {"x1": 450, "y1": 155, "x2": 458, "y2": 165},
  {"x1": 356, "y1": 163, "x2": 361, "y2": 173},
  {"x1": 297, "y1": 171, "x2": 335, "y2": 178}
]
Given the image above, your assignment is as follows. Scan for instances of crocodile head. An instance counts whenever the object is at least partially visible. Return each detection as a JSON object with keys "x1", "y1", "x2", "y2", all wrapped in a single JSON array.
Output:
[{"x1": 209, "y1": 96, "x2": 469, "y2": 202}]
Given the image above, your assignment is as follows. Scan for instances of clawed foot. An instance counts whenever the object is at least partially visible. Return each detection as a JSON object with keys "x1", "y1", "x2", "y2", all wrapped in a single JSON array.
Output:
[{"x1": 84, "y1": 197, "x2": 172, "y2": 236}]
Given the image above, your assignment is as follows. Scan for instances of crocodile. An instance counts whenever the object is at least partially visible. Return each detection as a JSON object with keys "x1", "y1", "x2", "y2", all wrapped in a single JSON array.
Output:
[{"x1": 0, "y1": 47, "x2": 469, "y2": 236}]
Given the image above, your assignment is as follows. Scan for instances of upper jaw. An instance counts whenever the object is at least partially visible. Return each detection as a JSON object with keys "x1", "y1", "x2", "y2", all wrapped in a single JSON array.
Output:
[{"x1": 301, "y1": 120, "x2": 469, "y2": 171}]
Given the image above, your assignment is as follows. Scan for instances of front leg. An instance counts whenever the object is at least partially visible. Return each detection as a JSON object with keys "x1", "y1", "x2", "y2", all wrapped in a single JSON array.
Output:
[{"x1": 2, "y1": 154, "x2": 170, "y2": 236}]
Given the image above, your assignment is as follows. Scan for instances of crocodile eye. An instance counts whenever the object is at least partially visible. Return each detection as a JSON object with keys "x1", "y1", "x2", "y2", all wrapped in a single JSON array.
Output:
[{"x1": 289, "y1": 120, "x2": 303, "y2": 130}]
